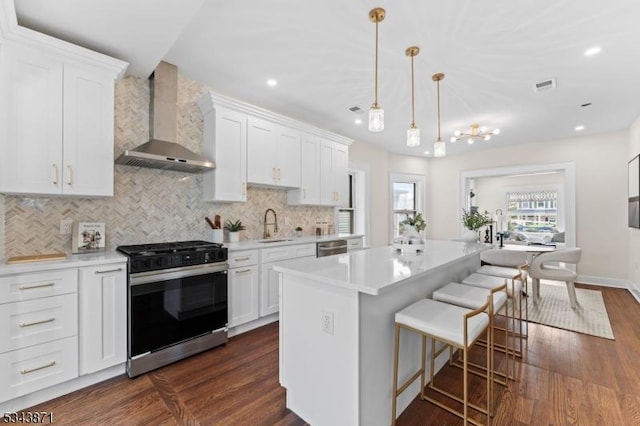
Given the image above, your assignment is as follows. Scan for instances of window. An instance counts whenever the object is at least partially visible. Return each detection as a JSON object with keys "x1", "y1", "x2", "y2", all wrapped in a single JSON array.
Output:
[
  {"x1": 338, "y1": 173, "x2": 355, "y2": 234},
  {"x1": 507, "y1": 190, "x2": 558, "y2": 232},
  {"x1": 390, "y1": 173, "x2": 425, "y2": 239}
]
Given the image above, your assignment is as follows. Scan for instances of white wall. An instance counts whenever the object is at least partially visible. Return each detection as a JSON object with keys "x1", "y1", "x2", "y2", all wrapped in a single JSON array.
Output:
[
  {"x1": 629, "y1": 116, "x2": 640, "y2": 289},
  {"x1": 429, "y1": 131, "x2": 629, "y2": 281},
  {"x1": 349, "y1": 141, "x2": 389, "y2": 248}
]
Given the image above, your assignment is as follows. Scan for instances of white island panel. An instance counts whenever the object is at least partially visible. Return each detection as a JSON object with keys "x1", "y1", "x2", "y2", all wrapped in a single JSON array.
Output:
[{"x1": 275, "y1": 240, "x2": 486, "y2": 425}]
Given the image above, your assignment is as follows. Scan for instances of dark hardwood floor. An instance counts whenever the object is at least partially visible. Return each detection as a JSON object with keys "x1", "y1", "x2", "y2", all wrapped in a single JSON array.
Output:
[{"x1": 28, "y1": 284, "x2": 640, "y2": 425}]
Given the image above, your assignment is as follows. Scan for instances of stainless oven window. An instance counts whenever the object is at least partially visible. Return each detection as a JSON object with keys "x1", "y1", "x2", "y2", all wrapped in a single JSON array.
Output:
[{"x1": 130, "y1": 269, "x2": 227, "y2": 357}]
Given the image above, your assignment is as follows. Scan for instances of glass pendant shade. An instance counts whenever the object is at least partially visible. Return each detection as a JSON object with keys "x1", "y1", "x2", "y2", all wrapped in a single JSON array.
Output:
[
  {"x1": 434, "y1": 139, "x2": 446, "y2": 157},
  {"x1": 406, "y1": 126, "x2": 420, "y2": 147},
  {"x1": 368, "y1": 106, "x2": 384, "y2": 132}
]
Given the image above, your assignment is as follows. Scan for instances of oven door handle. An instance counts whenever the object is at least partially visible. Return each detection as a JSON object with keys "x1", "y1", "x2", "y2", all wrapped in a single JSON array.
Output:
[{"x1": 130, "y1": 262, "x2": 228, "y2": 286}]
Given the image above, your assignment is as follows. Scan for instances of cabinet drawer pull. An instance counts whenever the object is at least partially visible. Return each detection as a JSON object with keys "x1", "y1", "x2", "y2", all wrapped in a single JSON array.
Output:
[
  {"x1": 95, "y1": 268, "x2": 123, "y2": 274},
  {"x1": 19, "y1": 282, "x2": 55, "y2": 290},
  {"x1": 242, "y1": 182, "x2": 247, "y2": 195},
  {"x1": 19, "y1": 317, "x2": 55, "y2": 328},
  {"x1": 52, "y1": 164, "x2": 58, "y2": 185},
  {"x1": 20, "y1": 361, "x2": 56, "y2": 375},
  {"x1": 302, "y1": 188, "x2": 306, "y2": 199},
  {"x1": 234, "y1": 268, "x2": 252, "y2": 274},
  {"x1": 67, "y1": 165, "x2": 73, "y2": 186},
  {"x1": 233, "y1": 256, "x2": 251, "y2": 262}
]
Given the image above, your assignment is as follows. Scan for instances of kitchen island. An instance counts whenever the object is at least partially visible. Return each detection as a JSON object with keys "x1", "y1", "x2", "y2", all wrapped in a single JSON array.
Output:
[{"x1": 274, "y1": 239, "x2": 486, "y2": 426}]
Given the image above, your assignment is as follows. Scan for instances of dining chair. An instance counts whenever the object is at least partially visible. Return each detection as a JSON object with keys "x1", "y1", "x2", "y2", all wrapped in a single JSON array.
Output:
[{"x1": 528, "y1": 248, "x2": 582, "y2": 309}]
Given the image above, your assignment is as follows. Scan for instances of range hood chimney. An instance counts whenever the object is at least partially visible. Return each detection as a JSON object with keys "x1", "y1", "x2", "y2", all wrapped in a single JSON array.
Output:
[{"x1": 116, "y1": 61, "x2": 215, "y2": 173}]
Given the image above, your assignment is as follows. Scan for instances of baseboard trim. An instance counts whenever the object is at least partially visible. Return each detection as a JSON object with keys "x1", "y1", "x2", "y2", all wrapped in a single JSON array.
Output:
[
  {"x1": 228, "y1": 313, "x2": 278, "y2": 338},
  {"x1": 577, "y1": 275, "x2": 629, "y2": 289},
  {"x1": 628, "y1": 281, "x2": 640, "y2": 303}
]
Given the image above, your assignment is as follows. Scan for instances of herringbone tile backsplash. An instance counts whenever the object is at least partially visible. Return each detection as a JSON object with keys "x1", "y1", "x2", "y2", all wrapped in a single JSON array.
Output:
[{"x1": 0, "y1": 74, "x2": 333, "y2": 258}]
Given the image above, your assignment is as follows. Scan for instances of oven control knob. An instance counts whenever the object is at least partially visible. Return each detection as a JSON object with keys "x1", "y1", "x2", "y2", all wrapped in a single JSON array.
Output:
[
  {"x1": 217, "y1": 250, "x2": 225, "y2": 261},
  {"x1": 155, "y1": 258, "x2": 164, "y2": 267},
  {"x1": 143, "y1": 259, "x2": 151, "y2": 269}
]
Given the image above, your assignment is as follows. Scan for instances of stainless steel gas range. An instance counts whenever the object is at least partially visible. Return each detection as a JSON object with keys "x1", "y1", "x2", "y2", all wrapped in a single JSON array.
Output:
[{"x1": 117, "y1": 240, "x2": 228, "y2": 378}]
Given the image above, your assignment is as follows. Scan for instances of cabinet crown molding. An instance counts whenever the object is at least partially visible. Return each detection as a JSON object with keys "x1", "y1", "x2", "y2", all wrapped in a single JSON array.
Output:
[
  {"x1": 0, "y1": 0, "x2": 128, "y2": 80},
  {"x1": 198, "y1": 91, "x2": 353, "y2": 146}
]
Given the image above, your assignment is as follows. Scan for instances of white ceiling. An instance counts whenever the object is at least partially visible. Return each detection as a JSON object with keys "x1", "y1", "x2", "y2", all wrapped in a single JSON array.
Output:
[{"x1": 14, "y1": 0, "x2": 640, "y2": 157}]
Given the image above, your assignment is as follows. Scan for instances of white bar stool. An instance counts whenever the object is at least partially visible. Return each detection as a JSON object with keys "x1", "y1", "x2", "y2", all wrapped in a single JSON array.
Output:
[
  {"x1": 391, "y1": 298, "x2": 492, "y2": 426},
  {"x1": 463, "y1": 272, "x2": 524, "y2": 358},
  {"x1": 477, "y1": 249, "x2": 530, "y2": 339},
  {"x1": 433, "y1": 281, "x2": 512, "y2": 386}
]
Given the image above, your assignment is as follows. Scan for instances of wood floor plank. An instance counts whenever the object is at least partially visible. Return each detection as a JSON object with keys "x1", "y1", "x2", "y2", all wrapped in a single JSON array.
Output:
[{"x1": 24, "y1": 286, "x2": 640, "y2": 425}]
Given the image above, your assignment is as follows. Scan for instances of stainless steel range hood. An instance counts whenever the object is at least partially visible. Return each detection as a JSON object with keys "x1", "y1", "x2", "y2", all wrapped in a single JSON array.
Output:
[{"x1": 116, "y1": 61, "x2": 214, "y2": 173}]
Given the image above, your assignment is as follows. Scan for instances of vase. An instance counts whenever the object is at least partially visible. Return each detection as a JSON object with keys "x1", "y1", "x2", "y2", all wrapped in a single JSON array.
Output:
[
  {"x1": 461, "y1": 228, "x2": 479, "y2": 243},
  {"x1": 228, "y1": 231, "x2": 240, "y2": 243},
  {"x1": 402, "y1": 225, "x2": 421, "y2": 239},
  {"x1": 211, "y1": 229, "x2": 223, "y2": 244}
]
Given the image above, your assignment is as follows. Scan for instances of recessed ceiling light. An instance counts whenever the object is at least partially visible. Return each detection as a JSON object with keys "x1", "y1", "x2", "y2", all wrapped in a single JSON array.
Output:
[
  {"x1": 584, "y1": 46, "x2": 601, "y2": 56},
  {"x1": 575, "y1": 125, "x2": 585, "y2": 131},
  {"x1": 424, "y1": 151, "x2": 430, "y2": 155},
  {"x1": 266, "y1": 79, "x2": 277, "y2": 87},
  {"x1": 354, "y1": 118, "x2": 362, "y2": 125}
]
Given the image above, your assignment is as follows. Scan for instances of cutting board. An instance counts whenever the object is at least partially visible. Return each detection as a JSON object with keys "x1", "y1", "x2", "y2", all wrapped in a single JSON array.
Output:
[{"x1": 7, "y1": 252, "x2": 67, "y2": 264}]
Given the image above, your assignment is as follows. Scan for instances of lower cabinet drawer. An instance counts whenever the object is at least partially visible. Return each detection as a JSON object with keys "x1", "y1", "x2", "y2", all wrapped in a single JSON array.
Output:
[
  {"x1": 0, "y1": 269, "x2": 78, "y2": 304},
  {"x1": 0, "y1": 293, "x2": 78, "y2": 354},
  {"x1": 0, "y1": 336, "x2": 79, "y2": 403}
]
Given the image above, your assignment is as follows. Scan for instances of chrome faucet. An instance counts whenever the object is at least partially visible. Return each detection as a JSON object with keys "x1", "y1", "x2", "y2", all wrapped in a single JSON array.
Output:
[{"x1": 263, "y1": 208, "x2": 278, "y2": 239}]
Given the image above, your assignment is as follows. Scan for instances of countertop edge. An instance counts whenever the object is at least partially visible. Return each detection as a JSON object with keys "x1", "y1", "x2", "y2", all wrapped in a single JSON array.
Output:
[
  {"x1": 225, "y1": 234, "x2": 364, "y2": 252},
  {"x1": 0, "y1": 252, "x2": 128, "y2": 275}
]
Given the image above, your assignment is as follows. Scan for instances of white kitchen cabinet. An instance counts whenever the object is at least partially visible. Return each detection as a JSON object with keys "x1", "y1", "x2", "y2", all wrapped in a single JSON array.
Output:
[
  {"x1": 287, "y1": 134, "x2": 321, "y2": 205},
  {"x1": 228, "y1": 250, "x2": 260, "y2": 327},
  {"x1": 0, "y1": 41, "x2": 125, "y2": 197},
  {"x1": 247, "y1": 117, "x2": 301, "y2": 188},
  {"x1": 198, "y1": 98, "x2": 248, "y2": 202},
  {"x1": 319, "y1": 139, "x2": 348, "y2": 206},
  {"x1": 0, "y1": 267, "x2": 79, "y2": 403},
  {"x1": 259, "y1": 243, "x2": 315, "y2": 316},
  {"x1": 78, "y1": 263, "x2": 127, "y2": 375},
  {"x1": 347, "y1": 237, "x2": 364, "y2": 251}
]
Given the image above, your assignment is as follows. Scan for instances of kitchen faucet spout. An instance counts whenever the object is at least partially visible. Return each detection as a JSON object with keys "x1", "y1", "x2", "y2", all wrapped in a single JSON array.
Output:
[{"x1": 264, "y1": 208, "x2": 278, "y2": 239}]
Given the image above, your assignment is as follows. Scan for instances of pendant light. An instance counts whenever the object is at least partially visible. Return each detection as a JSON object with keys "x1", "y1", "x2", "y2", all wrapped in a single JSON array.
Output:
[
  {"x1": 432, "y1": 73, "x2": 446, "y2": 158},
  {"x1": 368, "y1": 8, "x2": 385, "y2": 132},
  {"x1": 405, "y1": 46, "x2": 420, "y2": 147}
]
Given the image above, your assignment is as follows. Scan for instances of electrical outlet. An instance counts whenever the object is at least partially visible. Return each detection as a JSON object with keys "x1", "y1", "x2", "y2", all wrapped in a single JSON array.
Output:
[
  {"x1": 60, "y1": 219, "x2": 73, "y2": 235},
  {"x1": 321, "y1": 310, "x2": 334, "y2": 335}
]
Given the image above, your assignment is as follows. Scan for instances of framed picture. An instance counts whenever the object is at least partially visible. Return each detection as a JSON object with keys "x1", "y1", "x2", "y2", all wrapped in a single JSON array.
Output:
[
  {"x1": 72, "y1": 222, "x2": 106, "y2": 253},
  {"x1": 629, "y1": 155, "x2": 640, "y2": 229}
]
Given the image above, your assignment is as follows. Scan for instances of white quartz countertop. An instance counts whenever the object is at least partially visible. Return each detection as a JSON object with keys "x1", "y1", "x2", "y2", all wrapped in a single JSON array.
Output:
[
  {"x1": 0, "y1": 251, "x2": 128, "y2": 275},
  {"x1": 273, "y1": 239, "x2": 486, "y2": 296},
  {"x1": 224, "y1": 233, "x2": 363, "y2": 251}
]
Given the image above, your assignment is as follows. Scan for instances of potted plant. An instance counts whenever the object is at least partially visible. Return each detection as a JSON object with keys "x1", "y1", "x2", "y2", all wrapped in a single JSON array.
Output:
[
  {"x1": 400, "y1": 212, "x2": 426, "y2": 238},
  {"x1": 461, "y1": 209, "x2": 491, "y2": 242},
  {"x1": 224, "y1": 219, "x2": 245, "y2": 243},
  {"x1": 294, "y1": 226, "x2": 303, "y2": 238}
]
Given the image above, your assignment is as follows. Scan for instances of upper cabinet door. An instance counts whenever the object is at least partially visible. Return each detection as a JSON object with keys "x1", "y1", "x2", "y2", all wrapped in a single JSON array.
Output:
[
  {"x1": 247, "y1": 116, "x2": 277, "y2": 185},
  {"x1": 0, "y1": 44, "x2": 63, "y2": 195},
  {"x1": 62, "y1": 66, "x2": 115, "y2": 197},
  {"x1": 319, "y1": 139, "x2": 335, "y2": 205},
  {"x1": 332, "y1": 142, "x2": 349, "y2": 207},
  {"x1": 287, "y1": 134, "x2": 320, "y2": 205},
  {"x1": 201, "y1": 106, "x2": 247, "y2": 202},
  {"x1": 275, "y1": 126, "x2": 301, "y2": 188}
]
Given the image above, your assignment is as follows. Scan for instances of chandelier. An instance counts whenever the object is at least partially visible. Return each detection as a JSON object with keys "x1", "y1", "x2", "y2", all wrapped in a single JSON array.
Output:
[
  {"x1": 450, "y1": 124, "x2": 500, "y2": 144},
  {"x1": 368, "y1": 7, "x2": 385, "y2": 132},
  {"x1": 405, "y1": 46, "x2": 420, "y2": 147},
  {"x1": 432, "y1": 73, "x2": 446, "y2": 157}
]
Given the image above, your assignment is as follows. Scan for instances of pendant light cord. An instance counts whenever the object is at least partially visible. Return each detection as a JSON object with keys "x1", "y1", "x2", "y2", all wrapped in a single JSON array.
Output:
[
  {"x1": 411, "y1": 54, "x2": 415, "y2": 127},
  {"x1": 374, "y1": 21, "x2": 379, "y2": 107},
  {"x1": 436, "y1": 79, "x2": 441, "y2": 140}
]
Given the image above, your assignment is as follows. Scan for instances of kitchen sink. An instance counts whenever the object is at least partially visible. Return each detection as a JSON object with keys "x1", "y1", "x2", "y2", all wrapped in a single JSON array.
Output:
[{"x1": 258, "y1": 239, "x2": 292, "y2": 243}]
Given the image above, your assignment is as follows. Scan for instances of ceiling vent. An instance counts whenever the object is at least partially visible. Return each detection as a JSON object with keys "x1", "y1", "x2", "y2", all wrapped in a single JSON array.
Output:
[
  {"x1": 533, "y1": 78, "x2": 557, "y2": 93},
  {"x1": 348, "y1": 106, "x2": 363, "y2": 113}
]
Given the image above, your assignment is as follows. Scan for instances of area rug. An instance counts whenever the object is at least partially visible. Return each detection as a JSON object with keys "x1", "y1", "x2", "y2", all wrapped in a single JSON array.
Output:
[{"x1": 522, "y1": 283, "x2": 615, "y2": 340}]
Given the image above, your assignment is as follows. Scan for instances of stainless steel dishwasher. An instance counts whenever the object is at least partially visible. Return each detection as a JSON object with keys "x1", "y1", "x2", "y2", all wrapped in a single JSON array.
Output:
[{"x1": 316, "y1": 240, "x2": 348, "y2": 257}]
